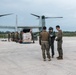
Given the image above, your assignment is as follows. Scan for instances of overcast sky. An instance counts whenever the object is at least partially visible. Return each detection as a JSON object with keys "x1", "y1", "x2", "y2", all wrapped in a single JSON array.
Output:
[{"x1": 0, "y1": 0, "x2": 76, "y2": 31}]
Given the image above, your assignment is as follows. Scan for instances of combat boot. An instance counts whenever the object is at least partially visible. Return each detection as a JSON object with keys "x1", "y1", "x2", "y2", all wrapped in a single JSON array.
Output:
[
  {"x1": 56, "y1": 56, "x2": 59, "y2": 59},
  {"x1": 48, "y1": 58, "x2": 51, "y2": 61},
  {"x1": 57, "y1": 56, "x2": 63, "y2": 60},
  {"x1": 43, "y1": 59, "x2": 46, "y2": 61},
  {"x1": 52, "y1": 55, "x2": 54, "y2": 58}
]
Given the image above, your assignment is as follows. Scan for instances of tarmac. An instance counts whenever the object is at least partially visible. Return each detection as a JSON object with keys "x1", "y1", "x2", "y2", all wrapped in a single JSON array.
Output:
[{"x1": 0, "y1": 37, "x2": 76, "y2": 75}]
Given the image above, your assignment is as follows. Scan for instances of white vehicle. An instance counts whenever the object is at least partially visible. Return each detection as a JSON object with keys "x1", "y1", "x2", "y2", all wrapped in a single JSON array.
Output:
[
  {"x1": 21, "y1": 29, "x2": 34, "y2": 43},
  {"x1": 23, "y1": 32, "x2": 32, "y2": 43}
]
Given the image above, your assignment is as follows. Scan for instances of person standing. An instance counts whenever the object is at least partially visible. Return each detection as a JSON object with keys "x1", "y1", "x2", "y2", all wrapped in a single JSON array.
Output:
[
  {"x1": 30, "y1": 29, "x2": 35, "y2": 43},
  {"x1": 49, "y1": 27, "x2": 56, "y2": 58},
  {"x1": 19, "y1": 31, "x2": 23, "y2": 43},
  {"x1": 15, "y1": 32, "x2": 19, "y2": 42},
  {"x1": 8, "y1": 32, "x2": 11, "y2": 42},
  {"x1": 56, "y1": 25, "x2": 63, "y2": 60},
  {"x1": 11, "y1": 32, "x2": 15, "y2": 41},
  {"x1": 39, "y1": 26, "x2": 51, "y2": 61}
]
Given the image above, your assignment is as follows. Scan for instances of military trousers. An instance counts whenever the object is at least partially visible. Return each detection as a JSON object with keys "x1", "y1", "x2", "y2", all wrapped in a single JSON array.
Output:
[
  {"x1": 50, "y1": 41, "x2": 55, "y2": 56},
  {"x1": 41, "y1": 41, "x2": 50, "y2": 59},
  {"x1": 57, "y1": 41, "x2": 63, "y2": 57}
]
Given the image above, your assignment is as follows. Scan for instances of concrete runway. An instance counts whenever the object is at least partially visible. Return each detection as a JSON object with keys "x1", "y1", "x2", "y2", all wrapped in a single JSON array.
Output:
[{"x1": 0, "y1": 37, "x2": 76, "y2": 75}]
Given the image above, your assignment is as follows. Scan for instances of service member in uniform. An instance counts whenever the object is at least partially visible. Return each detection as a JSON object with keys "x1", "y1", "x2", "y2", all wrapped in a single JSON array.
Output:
[
  {"x1": 11, "y1": 32, "x2": 15, "y2": 41},
  {"x1": 49, "y1": 27, "x2": 56, "y2": 58},
  {"x1": 39, "y1": 26, "x2": 51, "y2": 61},
  {"x1": 15, "y1": 32, "x2": 19, "y2": 42},
  {"x1": 8, "y1": 32, "x2": 11, "y2": 42},
  {"x1": 19, "y1": 31, "x2": 23, "y2": 43},
  {"x1": 56, "y1": 25, "x2": 63, "y2": 60},
  {"x1": 30, "y1": 29, "x2": 35, "y2": 43}
]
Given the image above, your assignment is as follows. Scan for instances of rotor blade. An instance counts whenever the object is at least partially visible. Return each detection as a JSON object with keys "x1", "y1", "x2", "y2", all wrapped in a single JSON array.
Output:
[
  {"x1": 45, "y1": 17, "x2": 63, "y2": 19},
  {"x1": 31, "y1": 13, "x2": 40, "y2": 18},
  {"x1": 0, "y1": 13, "x2": 13, "y2": 17}
]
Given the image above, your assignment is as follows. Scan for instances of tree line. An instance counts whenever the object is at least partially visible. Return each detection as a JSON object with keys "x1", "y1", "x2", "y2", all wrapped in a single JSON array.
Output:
[{"x1": 0, "y1": 31, "x2": 76, "y2": 38}]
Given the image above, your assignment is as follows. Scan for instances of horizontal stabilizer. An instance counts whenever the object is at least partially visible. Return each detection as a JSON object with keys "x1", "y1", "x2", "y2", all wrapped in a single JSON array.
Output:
[{"x1": 31, "y1": 13, "x2": 40, "y2": 18}]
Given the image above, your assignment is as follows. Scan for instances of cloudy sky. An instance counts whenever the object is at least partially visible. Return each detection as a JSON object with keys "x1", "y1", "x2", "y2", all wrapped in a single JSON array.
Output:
[{"x1": 0, "y1": 0, "x2": 76, "y2": 31}]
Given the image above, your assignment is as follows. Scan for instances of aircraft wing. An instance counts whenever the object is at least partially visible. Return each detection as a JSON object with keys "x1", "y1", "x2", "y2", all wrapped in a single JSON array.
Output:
[
  {"x1": 18, "y1": 26, "x2": 41, "y2": 28},
  {"x1": 31, "y1": 13, "x2": 40, "y2": 18},
  {"x1": 0, "y1": 13, "x2": 13, "y2": 17}
]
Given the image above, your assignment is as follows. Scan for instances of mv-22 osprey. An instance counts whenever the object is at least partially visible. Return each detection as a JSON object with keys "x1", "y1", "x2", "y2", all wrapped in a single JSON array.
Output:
[{"x1": 31, "y1": 13, "x2": 63, "y2": 31}]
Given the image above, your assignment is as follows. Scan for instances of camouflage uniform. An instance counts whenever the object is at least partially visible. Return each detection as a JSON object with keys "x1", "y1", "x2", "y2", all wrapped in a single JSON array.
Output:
[
  {"x1": 15, "y1": 32, "x2": 19, "y2": 42},
  {"x1": 8, "y1": 33, "x2": 11, "y2": 41},
  {"x1": 39, "y1": 30, "x2": 51, "y2": 60},
  {"x1": 30, "y1": 31, "x2": 35, "y2": 43},
  {"x1": 20, "y1": 31, "x2": 23, "y2": 42},
  {"x1": 56, "y1": 30, "x2": 63, "y2": 58},
  {"x1": 11, "y1": 32, "x2": 15, "y2": 41}
]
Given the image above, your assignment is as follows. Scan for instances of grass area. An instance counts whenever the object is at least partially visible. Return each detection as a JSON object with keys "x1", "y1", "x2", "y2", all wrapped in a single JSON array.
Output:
[
  {"x1": 0, "y1": 34, "x2": 8, "y2": 38},
  {"x1": 63, "y1": 32, "x2": 76, "y2": 36}
]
